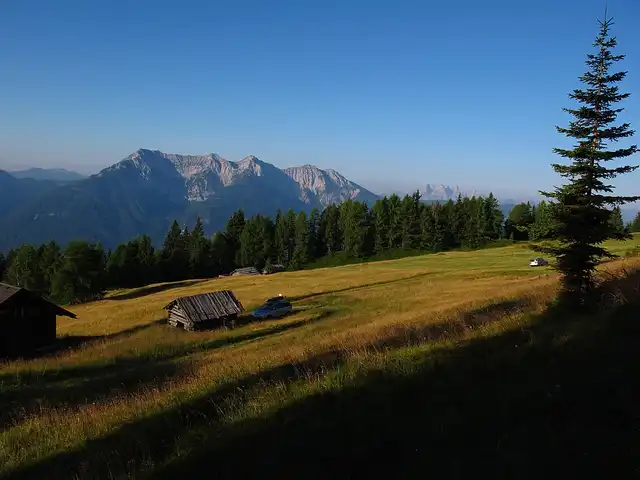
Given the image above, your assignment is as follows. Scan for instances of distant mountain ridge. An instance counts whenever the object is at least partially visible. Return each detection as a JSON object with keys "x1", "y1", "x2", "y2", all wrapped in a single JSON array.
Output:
[
  {"x1": 9, "y1": 167, "x2": 86, "y2": 182},
  {"x1": 0, "y1": 149, "x2": 379, "y2": 251},
  {"x1": 3, "y1": 151, "x2": 636, "y2": 252}
]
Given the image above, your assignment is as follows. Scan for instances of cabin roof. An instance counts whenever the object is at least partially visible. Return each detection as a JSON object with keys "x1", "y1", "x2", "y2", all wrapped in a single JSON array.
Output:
[
  {"x1": 0, "y1": 283, "x2": 77, "y2": 318},
  {"x1": 0, "y1": 283, "x2": 21, "y2": 304},
  {"x1": 163, "y1": 290, "x2": 244, "y2": 323},
  {"x1": 231, "y1": 267, "x2": 260, "y2": 275}
]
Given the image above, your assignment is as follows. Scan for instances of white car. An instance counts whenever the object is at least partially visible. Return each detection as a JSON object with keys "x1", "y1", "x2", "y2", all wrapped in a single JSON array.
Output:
[{"x1": 529, "y1": 257, "x2": 549, "y2": 267}]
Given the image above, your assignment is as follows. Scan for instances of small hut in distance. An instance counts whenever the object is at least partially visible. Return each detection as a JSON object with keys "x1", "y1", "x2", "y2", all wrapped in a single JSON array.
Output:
[
  {"x1": 230, "y1": 267, "x2": 261, "y2": 276},
  {"x1": 163, "y1": 290, "x2": 244, "y2": 331}
]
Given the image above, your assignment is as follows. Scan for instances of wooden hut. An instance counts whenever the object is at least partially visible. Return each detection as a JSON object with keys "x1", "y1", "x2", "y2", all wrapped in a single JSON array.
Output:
[
  {"x1": 230, "y1": 267, "x2": 260, "y2": 276},
  {"x1": 262, "y1": 264, "x2": 285, "y2": 275},
  {"x1": 0, "y1": 283, "x2": 77, "y2": 357},
  {"x1": 163, "y1": 290, "x2": 244, "y2": 331}
]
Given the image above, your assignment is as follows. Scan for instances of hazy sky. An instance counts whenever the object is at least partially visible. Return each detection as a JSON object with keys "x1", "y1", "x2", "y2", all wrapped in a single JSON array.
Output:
[{"x1": 1, "y1": 0, "x2": 639, "y2": 197}]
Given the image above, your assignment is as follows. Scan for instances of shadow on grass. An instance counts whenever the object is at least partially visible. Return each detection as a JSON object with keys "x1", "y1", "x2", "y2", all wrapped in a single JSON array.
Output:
[
  {"x1": 290, "y1": 271, "x2": 435, "y2": 303},
  {"x1": 2, "y1": 318, "x2": 170, "y2": 362},
  {"x1": 156, "y1": 291, "x2": 640, "y2": 479},
  {"x1": 171, "y1": 308, "x2": 338, "y2": 357},
  {"x1": 0, "y1": 309, "x2": 337, "y2": 432},
  {"x1": 106, "y1": 279, "x2": 208, "y2": 301},
  {"x1": 0, "y1": 355, "x2": 188, "y2": 430},
  {"x1": 370, "y1": 298, "x2": 532, "y2": 351},
  {"x1": 5, "y1": 271, "x2": 640, "y2": 478}
]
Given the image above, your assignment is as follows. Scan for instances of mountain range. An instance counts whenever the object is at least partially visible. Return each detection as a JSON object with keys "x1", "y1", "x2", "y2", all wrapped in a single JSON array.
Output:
[
  {"x1": 0, "y1": 149, "x2": 379, "y2": 251},
  {"x1": 2, "y1": 150, "x2": 637, "y2": 252}
]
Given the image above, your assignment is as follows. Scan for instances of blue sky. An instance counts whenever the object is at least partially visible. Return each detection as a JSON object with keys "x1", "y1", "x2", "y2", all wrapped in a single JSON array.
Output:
[{"x1": 1, "y1": 0, "x2": 639, "y2": 198}]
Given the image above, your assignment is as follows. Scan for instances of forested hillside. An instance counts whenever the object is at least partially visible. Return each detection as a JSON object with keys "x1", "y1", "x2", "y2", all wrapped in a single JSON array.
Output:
[{"x1": 1, "y1": 192, "x2": 502, "y2": 303}]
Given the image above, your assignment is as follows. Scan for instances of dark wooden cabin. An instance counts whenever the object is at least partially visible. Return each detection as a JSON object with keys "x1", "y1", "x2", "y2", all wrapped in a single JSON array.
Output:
[
  {"x1": 0, "y1": 283, "x2": 77, "y2": 357},
  {"x1": 163, "y1": 290, "x2": 244, "y2": 331}
]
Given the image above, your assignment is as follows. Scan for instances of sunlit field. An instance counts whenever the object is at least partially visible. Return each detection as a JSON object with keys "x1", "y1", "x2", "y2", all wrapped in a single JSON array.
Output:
[{"x1": 2, "y1": 236, "x2": 640, "y2": 478}]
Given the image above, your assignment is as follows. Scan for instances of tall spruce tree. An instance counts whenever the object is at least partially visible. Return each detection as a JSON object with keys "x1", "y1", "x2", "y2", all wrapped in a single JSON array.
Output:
[{"x1": 534, "y1": 14, "x2": 638, "y2": 304}]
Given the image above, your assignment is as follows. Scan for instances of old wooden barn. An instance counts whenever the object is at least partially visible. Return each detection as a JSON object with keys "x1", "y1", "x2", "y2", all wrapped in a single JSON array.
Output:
[
  {"x1": 163, "y1": 290, "x2": 244, "y2": 331},
  {"x1": 0, "y1": 283, "x2": 77, "y2": 357}
]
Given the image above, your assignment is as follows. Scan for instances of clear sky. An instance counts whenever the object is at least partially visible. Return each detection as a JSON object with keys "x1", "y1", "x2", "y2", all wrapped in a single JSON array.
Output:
[{"x1": 1, "y1": 0, "x2": 639, "y2": 198}]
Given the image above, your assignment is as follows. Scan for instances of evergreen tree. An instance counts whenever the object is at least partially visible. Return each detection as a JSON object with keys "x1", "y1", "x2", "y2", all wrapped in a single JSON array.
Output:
[
  {"x1": 211, "y1": 231, "x2": 233, "y2": 274},
  {"x1": 136, "y1": 234, "x2": 156, "y2": 284},
  {"x1": 608, "y1": 206, "x2": 626, "y2": 235},
  {"x1": 106, "y1": 244, "x2": 128, "y2": 287},
  {"x1": 273, "y1": 210, "x2": 285, "y2": 264},
  {"x1": 284, "y1": 209, "x2": 297, "y2": 264},
  {"x1": 533, "y1": 15, "x2": 639, "y2": 304},
  {"x1": 419, "y1": 205, "x2": 435, "y2": 250},
  {"x1": 431, "y1": 202, "x2": 447, "y2": 251},
  {"x1": 5, "y1": 245, "x2": 42, "y2": 291},
  {"x1": 51, "y1": 241, "x2": 106, "y2": 304},
  {"x1": 38, "y1": 240, "x2": 62, "y2": 294},
  {"x1": 248, "y1": 215, "x2": 274, "y2": 271},
  {"x1": 372, "y1": 197, "x2": 391, "y2": 253},
  {"x1": 529, "y1": 201, "x2": 554, "y2": 241},
  {"x1": 361, "y1": 204, "x2": 376, "y2": 257},
  {"x1": 320, "y1": 204, "x2": 342, "y2": 254},
  {"x1": 482, "y1": 193, "x2": 504, "y2": 240},
  {"x1": 387, "y1": 194, "x2": 403, "y2": 248},
  {"x1": 291, "y1": 211, "x2": 310, "y2": 269},
  {"x1": 450, "y1": 194, "x2": 466, "y2": 247},
  {"x1": 341, "y1": 200, "x2": 369, "y2": 257},
  {"x1": 400, "y1": 191, "x2": 422, "y2": 249},
  {"x1": 225, "y1": 209, "x2": 246, "y2": 268},
  {"x1": 628, "y1": 211, "x2": 640, "y2": 233},
  {"x1": 307, "y1": 208, "x2": 321, "y2": 261},
  {"x1": 464, "y1": 197, "x2": 486, "y2": 249},
  {"x1": 441, "y1": 199, "x2": 457, "y2": 249},
  {"x1": 506, "y1": 202, "x2": 534, "y2": 241},
  {"x1": 159, "y1": 220, "x2": 189, "y2": 281},
  {"x1": 239, "y1": 218, "x2": 260, "y2": 268},
  {"x1": 188, "y1": 217, "x2": 210, "y2": 277}
]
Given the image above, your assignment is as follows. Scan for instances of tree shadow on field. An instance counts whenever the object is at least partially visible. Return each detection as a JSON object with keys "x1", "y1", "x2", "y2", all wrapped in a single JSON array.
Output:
[
  {"x1": 0, "y1": 309, "x2": 336, "y2": 433},
  {"x1": 0, "y1": 354, "x2": 188, "y2": 431},
  {"x1": 289, "y1": 271, "x2": 435, "y2": 303},
  {"x1": 106, "y1": 279, "x2": 208, "y2": 301},
  {"x1": 170, "y1": 308, "x2": 338, "y2": 356},
  {"x1": 6, "y1": 271, "x2": 640, "y2": 479},
  {"x1": 3, "y1": 318, "x2": 169, "y2": 361}
]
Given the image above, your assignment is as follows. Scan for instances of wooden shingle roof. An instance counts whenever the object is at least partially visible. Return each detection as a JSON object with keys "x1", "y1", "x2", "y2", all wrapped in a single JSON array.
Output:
[
  {"x1": 0, "y1": 282, "x2": 77, "y2": 318},
  {"x1": 231, "y1": 267, "x2": 260, "y2": 276},
  {"x1": 0, "y1": 283, "x2": 21, "y2": 304},
  {"x1": 163, "y1": 290, "x2": 244, "y2": 323}
]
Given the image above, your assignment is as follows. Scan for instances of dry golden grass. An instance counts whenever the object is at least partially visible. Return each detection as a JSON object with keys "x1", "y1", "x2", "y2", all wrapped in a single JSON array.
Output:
[{"x1": 1, "y1": 237, "x2": 639, "y2": 477}]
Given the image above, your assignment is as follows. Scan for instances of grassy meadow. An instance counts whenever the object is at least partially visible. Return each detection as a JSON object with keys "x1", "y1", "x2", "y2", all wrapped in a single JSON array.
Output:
[{"x1": 1, "y1": 237, "x2": 640, "y2": 478}]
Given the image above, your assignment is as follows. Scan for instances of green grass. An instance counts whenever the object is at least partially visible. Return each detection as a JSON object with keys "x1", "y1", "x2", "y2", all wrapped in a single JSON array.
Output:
[{"x1": 1, "y1": 236, "x2": 640, "y2": 478}]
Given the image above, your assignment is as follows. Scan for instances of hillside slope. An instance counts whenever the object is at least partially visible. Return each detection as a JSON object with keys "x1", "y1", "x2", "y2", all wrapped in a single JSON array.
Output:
[{"x1": 2, "y1": 237, "x2": 639, "y2": 477}]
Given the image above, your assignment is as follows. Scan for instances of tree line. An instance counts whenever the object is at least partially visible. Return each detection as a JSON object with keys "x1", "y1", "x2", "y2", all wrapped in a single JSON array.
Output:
[
  {"x1": 0, "y1": 192, "x2": 508, "y2": 304},
  {"x1": 505, "y1": 201, "x2": 629, "y2": 242}
]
